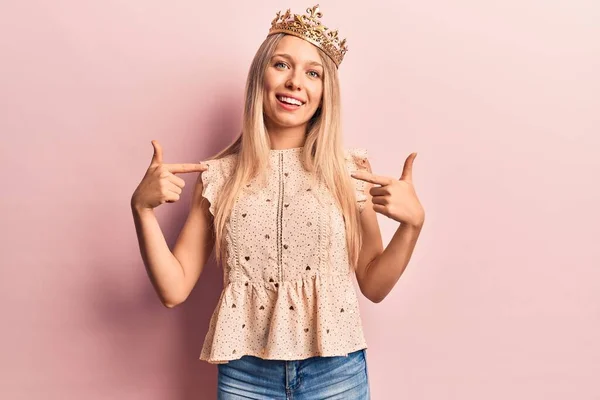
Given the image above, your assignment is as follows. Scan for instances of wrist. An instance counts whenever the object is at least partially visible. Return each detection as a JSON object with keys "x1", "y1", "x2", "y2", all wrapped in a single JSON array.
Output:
[
  {"x1": 131, "y1": 200, "x2": 154, "y2": 217},
  {"x1": 401, "y1": 219, "x2": 424, "y2": 231}
]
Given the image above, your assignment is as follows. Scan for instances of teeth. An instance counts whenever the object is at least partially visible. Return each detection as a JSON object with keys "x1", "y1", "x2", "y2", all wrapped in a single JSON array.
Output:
[{"x1": 278, "y1": 96, "x2": 303, "y2": 106}]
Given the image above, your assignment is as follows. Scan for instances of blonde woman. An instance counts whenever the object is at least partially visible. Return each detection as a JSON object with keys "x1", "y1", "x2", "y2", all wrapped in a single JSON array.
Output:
[{"x1": 131, "y1": 5, "x2": 424, "y2": 399}]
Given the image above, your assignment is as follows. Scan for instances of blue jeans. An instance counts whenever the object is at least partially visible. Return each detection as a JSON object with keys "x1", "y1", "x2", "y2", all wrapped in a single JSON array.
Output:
[{"x1": 217, "y1": 348, "x2": 370, "y2": 399}]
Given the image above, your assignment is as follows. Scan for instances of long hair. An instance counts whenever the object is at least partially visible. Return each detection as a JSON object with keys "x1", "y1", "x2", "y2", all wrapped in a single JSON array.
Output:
[{"x1": 207, "y1": 33, "x2": 363, "y2": 271}]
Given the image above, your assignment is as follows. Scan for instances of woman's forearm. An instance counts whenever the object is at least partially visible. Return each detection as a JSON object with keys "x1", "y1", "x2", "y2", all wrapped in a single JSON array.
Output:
[
  {"x1": 363, "y1": 222, "x2": 423, "y2": 303},
  {"x1": 131, "y1": 204, "x2": 185, "y2": 307}
]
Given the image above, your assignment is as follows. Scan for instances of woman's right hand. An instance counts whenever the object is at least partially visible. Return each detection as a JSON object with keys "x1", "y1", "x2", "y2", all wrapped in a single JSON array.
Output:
[{"x1": 131, "y1": 140, "x2": 208, "y2": 211}]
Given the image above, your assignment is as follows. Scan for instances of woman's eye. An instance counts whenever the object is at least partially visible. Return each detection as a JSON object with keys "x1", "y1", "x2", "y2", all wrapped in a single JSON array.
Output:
[
  {"x1": 308, "y1": 71, "x2": 320, "y2": 78},
  {"x1": 275, "y1": 62, "x2": 288, "y2": 69}
]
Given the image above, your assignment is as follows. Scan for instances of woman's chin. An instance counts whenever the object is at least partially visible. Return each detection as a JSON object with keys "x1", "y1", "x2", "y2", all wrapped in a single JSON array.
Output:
[{"x1": 267, "y1": 117, "x2": 308, "y2": 130}]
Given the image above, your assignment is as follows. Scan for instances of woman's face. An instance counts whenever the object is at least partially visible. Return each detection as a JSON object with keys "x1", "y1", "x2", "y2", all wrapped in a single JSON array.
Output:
[{"x1": 262, "y1": 35, "x2": 324, "y2": 133}]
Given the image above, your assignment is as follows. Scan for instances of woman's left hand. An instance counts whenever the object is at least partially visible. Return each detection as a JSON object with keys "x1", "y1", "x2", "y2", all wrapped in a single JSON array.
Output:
[{"x1": 351, "y1": 152, "x2": 425, "y2": 228}]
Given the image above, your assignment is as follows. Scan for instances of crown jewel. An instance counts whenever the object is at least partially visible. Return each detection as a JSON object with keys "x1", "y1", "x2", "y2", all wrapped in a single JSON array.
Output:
[{"x1": 268, "y1": 4, "x2": 348, "y2": 68}]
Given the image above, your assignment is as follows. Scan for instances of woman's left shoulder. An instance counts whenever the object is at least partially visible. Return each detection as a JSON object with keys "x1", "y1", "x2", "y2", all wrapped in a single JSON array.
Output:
[
  {"x1": 344, "y1": 147, "x2": 370, "y2": 172},
  {"x1": 344, "y1": 147, "x2": 368, "y2": 160}
]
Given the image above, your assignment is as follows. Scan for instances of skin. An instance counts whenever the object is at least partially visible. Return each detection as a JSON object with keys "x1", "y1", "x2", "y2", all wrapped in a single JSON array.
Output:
[{"x1": 262, "y1": 35, "x2": 324, "y2": 150}]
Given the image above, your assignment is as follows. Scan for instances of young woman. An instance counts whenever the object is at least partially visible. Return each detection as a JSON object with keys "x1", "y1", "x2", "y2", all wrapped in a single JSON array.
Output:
[{"x1": 131, "y1": 5, "x2": 425, "y2": 399}]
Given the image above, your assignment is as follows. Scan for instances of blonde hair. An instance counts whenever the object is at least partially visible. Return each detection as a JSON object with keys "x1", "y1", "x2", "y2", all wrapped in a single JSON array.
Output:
[{"x1": 207, "y1": 33, "x2": 363, "y2": 271}]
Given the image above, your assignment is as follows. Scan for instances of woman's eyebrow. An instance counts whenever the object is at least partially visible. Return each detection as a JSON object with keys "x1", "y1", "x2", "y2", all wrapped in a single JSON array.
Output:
[
  {"x1": 272, "y1": 53, "x2": 323, "y2": 68},
  {"x1": 306, "y1": 60, "x2": 323, "y2": 68}
]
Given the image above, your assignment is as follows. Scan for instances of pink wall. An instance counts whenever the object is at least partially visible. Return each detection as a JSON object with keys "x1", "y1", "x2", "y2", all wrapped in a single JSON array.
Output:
[{"x1": 1, "y1": 0, "x2": 598, "y2": 399}]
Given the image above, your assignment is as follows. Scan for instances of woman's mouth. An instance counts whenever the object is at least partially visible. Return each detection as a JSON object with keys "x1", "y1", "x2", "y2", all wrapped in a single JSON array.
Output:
[{"x1": 276, "y1": 95, "x2": 305, "y2": 110}]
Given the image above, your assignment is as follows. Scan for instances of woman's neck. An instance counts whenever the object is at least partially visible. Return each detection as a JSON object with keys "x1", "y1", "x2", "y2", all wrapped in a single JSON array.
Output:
[{"x1": 266, "y1": 123, "x2": 307, "y2": 150}]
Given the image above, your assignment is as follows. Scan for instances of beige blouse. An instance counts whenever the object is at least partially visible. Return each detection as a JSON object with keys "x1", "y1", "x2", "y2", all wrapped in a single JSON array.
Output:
[{"x1": 198, "y1": 147, "x2": 370, "y2": 364}]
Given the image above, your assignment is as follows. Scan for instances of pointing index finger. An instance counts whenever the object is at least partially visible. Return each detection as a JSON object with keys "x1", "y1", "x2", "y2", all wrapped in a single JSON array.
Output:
[
  {"x1": 350, "y1": 170, "x2": 392, "y2": 186},
  {"x1": 165, "y1": 163, "x2": 209, "y2": 174}
]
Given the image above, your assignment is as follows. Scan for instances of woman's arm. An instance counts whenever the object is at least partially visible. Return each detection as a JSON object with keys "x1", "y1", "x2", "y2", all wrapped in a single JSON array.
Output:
[
  {"x1": 355, "y1": 210, "x2": 423, "y2": 303},
  {"x1": 131, "y1": 175, "x2": 215, "y2": 308},
  {"x1": 353, "y1": 153, "x2": 425, "y2": 303}
]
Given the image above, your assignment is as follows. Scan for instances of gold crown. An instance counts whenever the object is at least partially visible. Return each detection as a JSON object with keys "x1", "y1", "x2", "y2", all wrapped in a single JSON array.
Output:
[{"x1": 268, "y1": 4, "x2": 348, "y2": 68}]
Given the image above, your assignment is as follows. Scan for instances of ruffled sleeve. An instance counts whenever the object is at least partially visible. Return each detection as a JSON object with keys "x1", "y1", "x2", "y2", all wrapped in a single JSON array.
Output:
[
  {"x1": 200, "y1": 155, "x2": 235, "y2": 217},
  {"x1": 344, "y1": 148, "x2": 370, "y2": 213}
]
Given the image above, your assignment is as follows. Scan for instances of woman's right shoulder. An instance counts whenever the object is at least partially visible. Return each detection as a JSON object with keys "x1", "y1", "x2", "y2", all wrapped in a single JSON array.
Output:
[
  {"x1": 199, "y1": 153, "x2": 237, "y2": 216},
  {"x1": 199, "y1": 152, "x2": 238, "y2": 187},
  {"x1": 201, "y1": 153, "x2": 238, "y2": 174}
]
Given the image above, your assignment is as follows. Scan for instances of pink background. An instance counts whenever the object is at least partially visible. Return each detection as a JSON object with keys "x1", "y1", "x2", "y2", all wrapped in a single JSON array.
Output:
[{"x1": 1, "y1": 0, "x2": 598, "y2": 399}]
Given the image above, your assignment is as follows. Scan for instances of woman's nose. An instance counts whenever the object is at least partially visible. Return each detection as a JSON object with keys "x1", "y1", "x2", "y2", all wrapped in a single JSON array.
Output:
[{"x1": 285, "y1": 74, "x2": 302, "y2": 91}]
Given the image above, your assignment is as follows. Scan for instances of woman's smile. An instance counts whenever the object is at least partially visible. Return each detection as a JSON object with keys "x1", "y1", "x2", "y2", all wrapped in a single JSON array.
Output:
[{"x1": 276, "y1": 94, "x2": 306, "y2": 110}]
